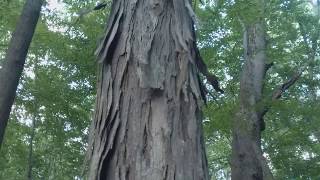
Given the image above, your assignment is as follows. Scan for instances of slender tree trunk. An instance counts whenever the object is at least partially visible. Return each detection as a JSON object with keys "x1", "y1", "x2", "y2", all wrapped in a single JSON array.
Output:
[
  {"x1": 27, "y1": 58, "x2": 40, "y2": 180},
  {"x1": 27, "y1": 114, "x2": 36, "y2": 180},
  {"x1": 231, "y1": 6, "x2": 273, "y2": 180},
  {"x1": 87, "y1": 0, "x2": 209, "y2": 179},
  {"x1": 0, "y1": 0, "x2": 43, "y2": 148}
]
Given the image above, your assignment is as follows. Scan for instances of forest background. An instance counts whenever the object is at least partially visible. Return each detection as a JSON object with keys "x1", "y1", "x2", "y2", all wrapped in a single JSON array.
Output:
[{"x1": 0, "y1": 0, "x2": 319, "y2": 179}]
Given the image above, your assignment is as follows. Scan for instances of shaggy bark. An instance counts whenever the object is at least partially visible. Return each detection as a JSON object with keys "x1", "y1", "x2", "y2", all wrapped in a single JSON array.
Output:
[
  {"x1": 87, "y1": 0, "x2": 210, "y2": 179},
  {"x1": 0, "y1": 0, "x2": 43, "y2": 148},
  {"x1": 231, "y1": 21, "x2": 273, "y2": 180}
]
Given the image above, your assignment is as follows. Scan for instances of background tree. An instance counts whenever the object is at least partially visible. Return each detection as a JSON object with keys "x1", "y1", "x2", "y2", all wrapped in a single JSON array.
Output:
[
  {"x1": 0, "y1": 0, "x2": 105, "y2": 178},
  {"x1": 0, "y1": 0, "x2": 43, "y2": 148},
  {"x1": 196, "y1": 0, "x2": 319, "y2": 179},
  {"x1": 230, "y1": 0, "x2": 270, "y2": 179}
]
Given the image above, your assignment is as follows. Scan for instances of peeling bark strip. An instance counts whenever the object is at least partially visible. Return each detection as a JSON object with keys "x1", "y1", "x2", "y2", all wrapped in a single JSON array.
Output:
[
  {"x1": 88, "y1": 0, "x2": 210, "y2": 179},
  {"x1": 231, "y1": 21, "x2": 274, "y2": 180}
]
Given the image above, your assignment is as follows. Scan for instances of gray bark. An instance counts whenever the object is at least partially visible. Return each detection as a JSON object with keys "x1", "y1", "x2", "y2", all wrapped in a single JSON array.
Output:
[
  {"x1": 231, "y1": 21, "x2": 273, "y2": 180},
  {"x1": 0, "y1": 0, "x2": 43, "y2": 148},
  {"x1": 87, "y1": 0, "x2": 210, "y2": 179}
]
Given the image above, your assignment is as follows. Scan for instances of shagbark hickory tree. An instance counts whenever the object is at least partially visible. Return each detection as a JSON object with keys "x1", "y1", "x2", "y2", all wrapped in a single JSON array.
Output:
[{"x1": 87, "y1": 0, "x2": 211, "y2": 179}]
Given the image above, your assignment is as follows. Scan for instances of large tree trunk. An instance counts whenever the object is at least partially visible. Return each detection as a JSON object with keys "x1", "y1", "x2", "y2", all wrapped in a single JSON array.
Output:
[
  {"x1": 87, "y1": 0, "x2": 209, "y2": 179},
  {"x1": 231, "y1": 13, "x2": 273, "y2": 180},
  {"x1": 0, "y1": 0, "x2": 43, "y2": 148}
]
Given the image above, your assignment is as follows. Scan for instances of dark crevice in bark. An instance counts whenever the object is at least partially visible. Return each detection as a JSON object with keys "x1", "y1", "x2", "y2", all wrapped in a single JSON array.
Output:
[
  {"x1": 142, "y1": 125, "x2": 148, "y2": 155},
  {"x1": 125, "y1": 167, "x2": 130, "y2": 180},
  {"x1": 100, "y1": 120, "x2": 121, "y2": 180}
]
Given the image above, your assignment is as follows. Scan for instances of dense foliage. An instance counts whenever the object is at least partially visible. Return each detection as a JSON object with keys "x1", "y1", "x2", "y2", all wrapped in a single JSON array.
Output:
[{"x1": 0, "y1": 0, "x2": 319, "y2": 179}]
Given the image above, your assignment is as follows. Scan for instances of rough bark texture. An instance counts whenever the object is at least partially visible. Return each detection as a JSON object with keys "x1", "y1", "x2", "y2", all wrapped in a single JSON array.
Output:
[
  {"x1": 87, "y1": 0, "x2": 210, "y2": 179},
  {"x1": 0, "y1": 0, "x2": 43, "y2": 148},
  {"x1": 231, "y1": 21, "x2": 273, "y2": 180}
]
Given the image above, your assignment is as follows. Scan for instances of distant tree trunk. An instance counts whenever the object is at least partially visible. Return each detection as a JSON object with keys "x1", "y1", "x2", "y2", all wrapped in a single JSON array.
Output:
[
  {"x1": 0, "y1": 0, "x2": 43, "y2": 148},
  {"x1": 87, "y1": 0, "x2": 209, "y2": 179},
  {"x1": 231, "y1": 3, "x2": 273, "y2": 179},
  {"x1": 27, "y1": 58, "x2": 40, "y2": 180},
  {"x1": 27, "y1": 114, "x2": 36, "y2": 180}
]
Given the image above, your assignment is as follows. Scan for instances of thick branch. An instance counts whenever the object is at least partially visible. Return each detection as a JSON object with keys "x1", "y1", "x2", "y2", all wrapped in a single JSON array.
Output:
[
  {"x1": 261, "y1": 12, "x2": 319, "y2": 124},
  {"x1": 260, "y1": 7, "x2": 319, "y2": 122},
  {"x1": 272, "y1": 72, "x2": 301, "y2": 100},
  {"x1": 260, "y1": 71, "x2": 301, "y2": 123}
]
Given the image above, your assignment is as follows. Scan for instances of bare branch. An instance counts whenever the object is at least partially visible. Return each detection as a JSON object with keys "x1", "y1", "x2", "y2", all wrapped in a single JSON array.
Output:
[
  {"x1": 260, "y1": 3, "x2": 320, "y2": 130},
  {"x1": 272, "y1": 72, "x2": 302, "y2": 100},
  {"x1": 259, "y1": 71, "x2": 301, "y2": 130}
]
